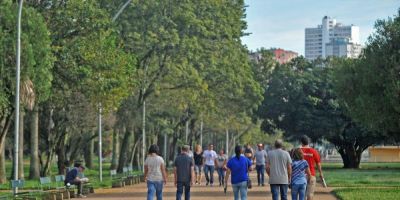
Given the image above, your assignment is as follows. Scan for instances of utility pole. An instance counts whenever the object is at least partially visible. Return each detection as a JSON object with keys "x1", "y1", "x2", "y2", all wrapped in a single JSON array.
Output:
[
  {"x1": 98, "y1": 104, "x2": 102, "y2": 182},
  {"x1": 13, "y1": 0, "x2": 24, "y2": 195}
]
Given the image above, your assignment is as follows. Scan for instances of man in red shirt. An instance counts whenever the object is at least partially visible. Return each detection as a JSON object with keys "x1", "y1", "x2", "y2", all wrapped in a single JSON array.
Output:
[{"x1": 300, "y1": 135, "x2": 324, "y2": 200}]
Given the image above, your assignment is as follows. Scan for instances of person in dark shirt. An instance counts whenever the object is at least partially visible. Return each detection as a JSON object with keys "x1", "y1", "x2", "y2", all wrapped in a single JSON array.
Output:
[
  {"x1": 174, "y1": 145, "x2": 195, "y2": 200},
  {"x1": 65, "y1": 163, "x2": 88, "y2": 198},
  {"x1": 193, "y1": 144, "x2": 203, "y2": 185}
]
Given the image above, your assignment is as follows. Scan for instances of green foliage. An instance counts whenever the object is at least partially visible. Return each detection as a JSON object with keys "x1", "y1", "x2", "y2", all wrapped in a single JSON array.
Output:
[
  {"x1": 333, "y1": 10, "x2": 400, "y2": 140},
  {"x1": 0, "y1": 1, "x2": 53, "y2": 112}
]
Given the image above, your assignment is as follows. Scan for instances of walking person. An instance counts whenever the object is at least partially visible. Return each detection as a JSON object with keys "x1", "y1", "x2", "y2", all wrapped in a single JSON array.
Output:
[
  {"x1": 225, "y1": 145, "x2": 252, "y2": 200},
  {"x1": 203, "y1": 144, "x2": 217, "y2": 186},
  {"x1": 291, "y1": 148, "x2": 311, "y2": 200},
  {"x1": 244, "y1": 144, "x2": 254, "y2": 162},
  {"x1": 144, "y1": 144, "x2": 168, "y2": 200},
  {"x1": 300, "y1": 135, "x2": 324, "y2": 200},
  {"x1": 193, "y1": 144, "x2": 203, "y2": 185},
  {"x1": 174, "y1": 145, "x2": 195, "y2": 200},
  {"x1": 216, "y1": 149, "x2": 228, "y2": 186},
  {"x1": 266, "y1": 139, "x2": 292, "y2": 200},
  {"x1": 254, "y1": 143, "x2": 268, "y2": 186}
]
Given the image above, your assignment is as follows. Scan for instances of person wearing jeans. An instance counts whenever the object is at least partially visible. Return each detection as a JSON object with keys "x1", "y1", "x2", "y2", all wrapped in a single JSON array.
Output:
[
  {"x1": 270, "y1": 184, "x2": 289, "y2": 200},
  {"x1": 174, "y1": 145, "x2": 195, "y2": 200},
  {"x1": 144, "y1": 144, "x2": 167, "y2": 200},
  {"x1": 290, "y1": 148, "x2": 311, "y2": 200},
  {"x1": 147, "y1": 180, "x2": 164, "y2": 200},
  {"x1": 225, "y1": 145, "x2": 252, "y2": 200},
  {"x1": 203, "y1": 144, "x2": 217, "y2": 186},
  {"x1": 254, "y1": 144, "x2": 268, "y2": 186},
  {"x1": 216, "y1": 149, "x2": 228, "y2": 186},
  {"x1": 266, "y1": 140, "x2": 292, "y2": 200}
]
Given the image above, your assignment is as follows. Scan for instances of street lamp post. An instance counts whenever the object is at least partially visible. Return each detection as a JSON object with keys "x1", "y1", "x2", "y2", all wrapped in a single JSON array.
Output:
[
  {"x1": 98, "y1": 104, "x2": 103, "y2": 182},
  {"x1": 13, "y1": 0, "x2": 24, "y2": 195}
]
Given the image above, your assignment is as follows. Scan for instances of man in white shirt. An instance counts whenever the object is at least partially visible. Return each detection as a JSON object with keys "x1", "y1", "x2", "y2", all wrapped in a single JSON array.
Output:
[{"x1": 203, "y1": 144, "x2": 217, "y2": 186}]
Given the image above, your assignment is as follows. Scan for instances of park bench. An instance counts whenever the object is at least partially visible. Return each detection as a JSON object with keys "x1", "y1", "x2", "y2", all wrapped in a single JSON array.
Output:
[
  {"x1": 127, "y1": 166, "x2": 141, "y2": 184},
  {"x1": 110, "y1": 169, "x2": 126, "y2": 188},
  {"x1": 39, "y1": 177, "x2": 65, "y2": 200},
  {"x1": 11, "y1": 179, "x2": 42, "y2": 200},
  {"x1": 54, "y1": 175, "x2": 72, "y2": 199}
]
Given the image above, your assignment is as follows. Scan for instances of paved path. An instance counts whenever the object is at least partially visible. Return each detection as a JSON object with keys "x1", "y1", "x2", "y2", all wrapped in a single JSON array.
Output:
[{"x1": 86, "y1": 172, "x2": 337, "y2": 200}]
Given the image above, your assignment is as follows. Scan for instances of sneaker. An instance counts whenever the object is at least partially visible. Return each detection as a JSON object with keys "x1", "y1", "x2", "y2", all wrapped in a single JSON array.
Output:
[
  {"x1": 206, "y1": 182, "x2": 209, "y2": 186},
  {"x1": 262, "y1": 183, "x2": 265, "y2": 186},
  {"x1": 78, "y1": 194, "x2": 87, "y2": 198},
  {"x1": 210, "y1": 183, "x2": 213, "y2": 187}
]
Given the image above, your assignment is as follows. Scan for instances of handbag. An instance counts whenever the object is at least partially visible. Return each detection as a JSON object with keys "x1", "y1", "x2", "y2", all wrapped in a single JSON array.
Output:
[{"x1": 247, "y1": 179, "x2": 252, "y2": 189}]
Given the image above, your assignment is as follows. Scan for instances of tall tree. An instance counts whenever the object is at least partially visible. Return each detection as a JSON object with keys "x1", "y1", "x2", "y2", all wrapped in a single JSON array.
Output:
[{"x1": 333, "y1": 10, "x2": 400, "y2": 142}]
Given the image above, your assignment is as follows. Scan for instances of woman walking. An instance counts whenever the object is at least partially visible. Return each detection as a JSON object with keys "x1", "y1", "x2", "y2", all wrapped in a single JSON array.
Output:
[
  {"x1": 193, "y1": 144, "x2": 203, "y2": 185},
  {"x1": 291, "y1": 148, "x2": 311, "y2": 200},
  {"x1": 225, "y1": 145, "x2": 252, "y2": 200},
  {"x1": 144, "y1": 144, "x2": 168, "y2": 200},
  {"x1": 216, "y1": 149, "x2": 228, "y2": 186}
]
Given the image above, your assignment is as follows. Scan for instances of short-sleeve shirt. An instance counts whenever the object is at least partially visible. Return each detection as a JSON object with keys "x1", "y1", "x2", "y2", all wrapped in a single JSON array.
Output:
[
  {"x1": 194, "y1": 152, "x2": 203, "y2": 165},
  {"x1": 267, "y1": 149, "x2": 292, "y2": 184},
  {"x1": 216, "y1": 154, "x2": 228, "y2": 168},
  {"x1": 174, "y1": 153, "x2": 194, "y2": 183},
  {"x1": 203, "y1": 150, "x2": 217, "y2": 166},
  {"x1": 227, "y1": 155, "x2": 252, "y2": 184},
  {"x1": 255, "y1": 150, "x2": 268, "y2": 165},
  {"x1": 301, "y1": 147, "x2": 321, "y2": 176},
  {"x1": 145, "y1": 155, "x2": 164, "y2": 181},
  {"x1": 291, "y1": 160, "x2": 309, "y2": 185},
  {"x1": 65, "y1": 168, "x2": 78, "y2": 184}
]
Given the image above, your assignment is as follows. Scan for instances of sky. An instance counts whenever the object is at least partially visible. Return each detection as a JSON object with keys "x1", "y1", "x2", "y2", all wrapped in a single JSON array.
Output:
[{"x1": 242, "y1": 0, "x2": 400, "y2": 55}]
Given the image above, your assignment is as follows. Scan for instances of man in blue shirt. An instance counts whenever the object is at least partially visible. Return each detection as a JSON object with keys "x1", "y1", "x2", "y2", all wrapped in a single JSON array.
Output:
[{"x1": 65, "y1": 163, "x2": 87, "y2": 198}]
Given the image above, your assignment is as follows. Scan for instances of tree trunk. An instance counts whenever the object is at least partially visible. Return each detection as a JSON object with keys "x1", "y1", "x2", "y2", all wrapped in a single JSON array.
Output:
[
  {"x1": 117, "y1": 126, "x2": 132, "y2": 172},
  {"x1": 29, "y1": 107, "x2": 40, "y2": 179},
  {"x1": 0, "y1": 139, "x2": 6, "y2": 183},
  {"x1": 18, "y1": 110, "x2": 25, "y2": 179},
  {"x1": 337, "y1": 147, "x2": 362, "y2": 169},
  {"x1": 56, "y1": 141, "x2": 66, "y2": 175},
  {"x1": 84, "y1": 132, "x2": 94, "y2": 169},
  {"x1": 110, "y1": 128, "x2": 120, "y2": 170}
]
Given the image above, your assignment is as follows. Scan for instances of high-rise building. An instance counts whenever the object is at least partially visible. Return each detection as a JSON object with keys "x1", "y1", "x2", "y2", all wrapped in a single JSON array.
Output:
[{"x1": 305, "y1": 16, "x2": 362, "y2": 60}]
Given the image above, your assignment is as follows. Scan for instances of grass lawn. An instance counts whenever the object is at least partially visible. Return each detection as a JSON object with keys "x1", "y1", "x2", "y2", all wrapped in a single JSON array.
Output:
[
  {"x1": 323, "y1": 162, "x2": 400, "y2": 187},
  {"x1": 323, "y1": 162, "x2": 400, "y2": 200},
  {"x1": 334, "y1": 188, "x2": 400, "y2": 200}
]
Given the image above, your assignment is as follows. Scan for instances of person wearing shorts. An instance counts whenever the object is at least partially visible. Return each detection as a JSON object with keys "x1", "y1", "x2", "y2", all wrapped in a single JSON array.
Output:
[
  {"x1": 193, "y1": 144, "x2": 203, "y2": 185},
  {"x1": 300, "y1": 135, "x2": 324, "y2": 200}
]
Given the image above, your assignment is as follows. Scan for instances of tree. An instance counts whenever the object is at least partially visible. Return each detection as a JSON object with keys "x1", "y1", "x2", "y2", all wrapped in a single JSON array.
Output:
[
  {"x1": 0, "y1": 1, "x2": 53, "y2": 181},
  {"x1": 333, "y1": 10, "x2": 400, "y2": 142},
  {"x1": 257, "y1": 57, "x2": 384, "y2": 168}
]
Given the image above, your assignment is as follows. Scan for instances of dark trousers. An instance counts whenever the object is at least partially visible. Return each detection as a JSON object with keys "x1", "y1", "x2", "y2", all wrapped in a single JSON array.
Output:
[
  {"x1": 176, "y1": 182, "x2": 191, "y2": 200},
  {"x1": 256, "y1": 165, "x2": 265, "y2": 185},
  {"x1": 66, "y1": 181, "x2": 83, "y2": 195},
  {"x1": 204, "y1": 165, "x2": 215, "y2": 184},
  {"x1": 217, "y1": 168, "x2": 225, "y2": 185}
]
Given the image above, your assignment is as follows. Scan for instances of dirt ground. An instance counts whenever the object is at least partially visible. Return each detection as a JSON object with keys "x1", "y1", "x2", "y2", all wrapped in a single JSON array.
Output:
[{"x1": 85, "y1": 172, "x2": 337, "y2": 200}]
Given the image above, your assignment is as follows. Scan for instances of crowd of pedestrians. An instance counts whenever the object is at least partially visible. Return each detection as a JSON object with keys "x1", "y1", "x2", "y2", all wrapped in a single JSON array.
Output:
[{"x1": 143, "y1": 135, "x2": 324, "y2": 200}]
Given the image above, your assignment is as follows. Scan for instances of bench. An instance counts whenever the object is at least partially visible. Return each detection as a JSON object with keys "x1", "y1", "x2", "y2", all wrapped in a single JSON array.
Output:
[
  {"x1": 39, "y1": 177, "x2": 65, "y2": 200},
  {"x1": 11, "y1": 179, "x2": 42, "y2": 200}
]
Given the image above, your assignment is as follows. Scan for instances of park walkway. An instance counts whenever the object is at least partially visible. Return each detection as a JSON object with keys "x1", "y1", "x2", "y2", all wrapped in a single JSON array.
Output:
[{"x1": 85, "y1": 172, "x2": 337, "y2": 200}]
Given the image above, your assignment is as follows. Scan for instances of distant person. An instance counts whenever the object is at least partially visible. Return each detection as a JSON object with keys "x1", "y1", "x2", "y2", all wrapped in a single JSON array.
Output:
[
  {"x1": 174, "y1": 145, "x2": 195, "y2": 200},
  {"x1": 254, "y1": 143, "x2": 268, "y2": 186},
  {"x1": 203, "y1": 144, "x2": 217, "y2": 186},
  {"x1": 300, "y1": 135, "x2": 324, "y2": 200},
  {"x1": 216, "y1": 149, "x2": 228, "y2": 186},
  {"x1": 144, "y1": 144, "x2": 168, "y2": 200},
  {"x1": 64, "y1": 163, "x2": 88, "y2": 198},
  {"x1": 193, "y1": 144, "x2": 203, "y2": 185},
  {"x1": 244, "y1": 144, "x2": 254, "y2": 162},
  {"x1": 266, "y1": 139, "x2": 292, "y2": 200},
  {"x1": 291, "y1": 148, "x2": 311, "y2": 200},
  {"x1": 225, "y1": 145, "x2": 252, "y2": 200}
]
